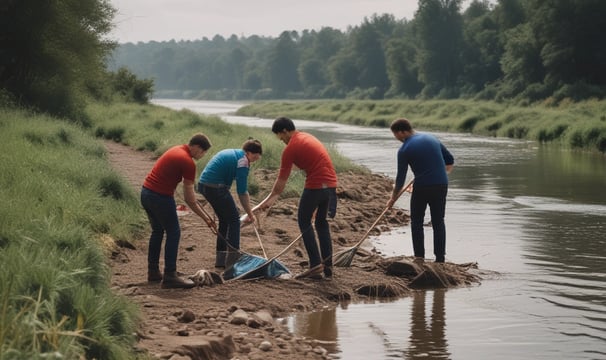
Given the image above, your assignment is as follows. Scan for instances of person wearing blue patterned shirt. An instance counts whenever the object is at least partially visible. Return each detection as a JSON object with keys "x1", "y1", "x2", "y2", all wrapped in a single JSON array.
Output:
[{"x1": 198, "y1": 139, "x2": 262, "y2": 268}]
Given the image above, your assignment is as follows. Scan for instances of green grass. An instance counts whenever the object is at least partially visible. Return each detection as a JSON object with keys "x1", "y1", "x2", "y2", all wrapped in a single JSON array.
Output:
[
  {"x1": 235, "y1": 99, "x2": 606, "y2": 153},
  {"x1": 0, "y1": 108, "x2": 142, "y2": 358}
]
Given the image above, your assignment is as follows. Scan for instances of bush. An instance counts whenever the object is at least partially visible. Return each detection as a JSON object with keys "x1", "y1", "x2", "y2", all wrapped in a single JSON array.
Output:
[
  {"x1": 110, "y1": 67, "x2": 154, "y2": 104},
  {"x1": 552, "y1": 81, "x2": 605, "y2": 103}
]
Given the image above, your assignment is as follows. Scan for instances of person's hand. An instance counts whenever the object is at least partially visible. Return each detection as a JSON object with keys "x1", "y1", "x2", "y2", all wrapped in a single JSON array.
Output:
[{"x1": 243, "y1": 213, "x2": 255, "y2": 224}]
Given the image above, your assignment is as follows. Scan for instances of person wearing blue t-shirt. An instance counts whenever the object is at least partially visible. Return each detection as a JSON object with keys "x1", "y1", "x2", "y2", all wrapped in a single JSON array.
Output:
[
  {"x1": 388, "y1": 119, "x2": 454, "y2": 263},
  {"x1": 198, "y1": 139, "x2": 262, "y2": 268}
]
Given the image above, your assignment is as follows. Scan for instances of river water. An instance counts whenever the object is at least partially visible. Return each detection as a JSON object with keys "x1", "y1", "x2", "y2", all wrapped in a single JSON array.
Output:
[{"x1": 155, "y1": 99, "x2": 606, "y2": 360}]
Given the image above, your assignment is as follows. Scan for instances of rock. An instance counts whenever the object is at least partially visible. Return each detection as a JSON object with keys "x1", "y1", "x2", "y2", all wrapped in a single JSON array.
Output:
[
  {"x1": 229, "y1": 309, "x2": 249, "y2": 325},
  {"x1": 172, "y1": 335, "x2": 236, "y2": 360},
  {"x1": 178, "y1": 310, "x2": 196, "y2": 323},
  {"x1": 253, "y1": 310, "x2": 273, "y2": 325},
  {"x1": 246, "y1": 318, "x2": 262, "y2": 328},
  {"x1": 259, "y1": 341, "x2": 272, "y2": 351}
]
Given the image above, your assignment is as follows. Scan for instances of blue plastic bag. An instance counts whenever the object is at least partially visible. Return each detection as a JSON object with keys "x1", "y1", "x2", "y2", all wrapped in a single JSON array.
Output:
[{"x1": 223, "y1": 253, "x2": 290, "y2": 280}]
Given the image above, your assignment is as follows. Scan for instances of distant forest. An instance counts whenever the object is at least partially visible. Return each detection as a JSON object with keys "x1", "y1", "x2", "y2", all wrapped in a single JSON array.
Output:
[{"x1": 111, "y1": 0, "x2": 606, "y2": 103}]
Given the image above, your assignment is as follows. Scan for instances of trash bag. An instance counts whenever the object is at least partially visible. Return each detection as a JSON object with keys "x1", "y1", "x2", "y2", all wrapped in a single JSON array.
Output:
[{"x1": 223, "y1": 253, "x2": 290, "y2": 280}]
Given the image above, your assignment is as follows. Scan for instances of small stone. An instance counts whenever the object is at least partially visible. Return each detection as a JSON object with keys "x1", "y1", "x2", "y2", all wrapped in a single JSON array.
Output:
[{"x1": 259, "y1": 341, "x2": 272, "y2": 351}]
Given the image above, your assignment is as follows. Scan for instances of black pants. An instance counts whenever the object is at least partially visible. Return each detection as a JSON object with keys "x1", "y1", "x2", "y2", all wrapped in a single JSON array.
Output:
[{"x1": 410, "y1": 184, "x2": 448, "y2": 260}]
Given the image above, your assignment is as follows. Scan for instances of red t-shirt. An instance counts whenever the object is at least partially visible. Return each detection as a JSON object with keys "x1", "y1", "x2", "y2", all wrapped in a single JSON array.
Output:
[
  {"x1": 279, "y1": 131, "x2": 338, "y2": 189},
  {"x1": 143, "y1": 144, "x2": 195, "y2": 196}
]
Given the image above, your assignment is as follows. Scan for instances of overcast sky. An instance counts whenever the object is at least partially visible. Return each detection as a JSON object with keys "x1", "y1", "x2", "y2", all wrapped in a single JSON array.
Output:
[{"x1": 109, "y1": 0, "x2": 421, "y2": 43}]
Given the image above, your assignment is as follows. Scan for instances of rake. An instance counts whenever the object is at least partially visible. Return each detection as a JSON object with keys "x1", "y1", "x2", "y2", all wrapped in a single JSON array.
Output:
[{"x1": 333, "y1": 179, "x2": 414, "y2": 267}]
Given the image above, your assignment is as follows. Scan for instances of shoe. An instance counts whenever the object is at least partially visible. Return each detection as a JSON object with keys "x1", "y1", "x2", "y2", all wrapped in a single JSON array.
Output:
[
  {"x1": 161, "y1": 271, "x2": 195, "y2": 289},
  {"x1": 295, "y1": 264, "x2": 324, "y2": 280},
  {"x1": 148, "y1": 268, "x2": 163, "y2": 282},
  {"x1": 413, "y1": 257, "x2": 425, "y2": 264},
  {"x1": 324, "y1": 266, "x2": 333, "y2": 279}
]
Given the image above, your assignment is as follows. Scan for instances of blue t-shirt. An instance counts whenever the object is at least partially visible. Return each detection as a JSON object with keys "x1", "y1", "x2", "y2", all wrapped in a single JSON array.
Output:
[
  {"x1": 199, "y1": 149, "x2": 250, "y2": 194},
  {"x1": 395, "y1": 133, "x2": 454, "y2": 189}
]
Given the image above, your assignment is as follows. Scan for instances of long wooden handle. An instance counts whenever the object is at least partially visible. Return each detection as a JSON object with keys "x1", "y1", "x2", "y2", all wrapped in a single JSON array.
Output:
[
  {"x1": 351, "y1": 179, "x2": 414, "y2": 249},
  {"x1": 252, "y1": 224, "x2": 268, "y2": 259}
]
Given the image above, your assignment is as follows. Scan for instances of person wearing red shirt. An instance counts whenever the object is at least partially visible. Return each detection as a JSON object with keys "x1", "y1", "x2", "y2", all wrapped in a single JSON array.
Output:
[
  {"x1": 255, "y1": 117, "x2": 338, "y2": 279},
  {"x1": 141, "y1": 133, "x2": 212, "y2": 288}
]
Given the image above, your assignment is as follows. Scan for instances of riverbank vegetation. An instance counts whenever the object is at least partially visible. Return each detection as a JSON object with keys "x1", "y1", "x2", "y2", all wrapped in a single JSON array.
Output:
[
  {"x1": 236, "y1": 99, "x2": 606, "y2": 153},
  {"x1": 0, "y1": 108, "x2": 143, "y2": 358}
]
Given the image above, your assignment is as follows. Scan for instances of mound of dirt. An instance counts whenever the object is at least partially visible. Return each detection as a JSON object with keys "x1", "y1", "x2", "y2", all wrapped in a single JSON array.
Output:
[{"x1": 105, "y1": 141, "x2": 481, "y2": 360}]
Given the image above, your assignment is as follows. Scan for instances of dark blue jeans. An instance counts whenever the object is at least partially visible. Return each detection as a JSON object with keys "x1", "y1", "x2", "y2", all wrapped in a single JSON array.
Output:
[
  {"x1": 298, "y1": 188, "x2": 335, "y2": 269},
  {"x1": 199, "y1": 184, "x2": 240, "y2": 251},
  {"x1": 140, "y1": 187, "x2": 180, "y2": 273},
  {"x1": 410, "y1": 184, "x2": 448, "y2": 261}
]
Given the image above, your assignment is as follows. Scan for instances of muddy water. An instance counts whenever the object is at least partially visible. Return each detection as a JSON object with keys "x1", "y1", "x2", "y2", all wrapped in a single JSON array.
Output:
[{"x1": 155, "y1": 99, "x2": 606, "y2": 360}]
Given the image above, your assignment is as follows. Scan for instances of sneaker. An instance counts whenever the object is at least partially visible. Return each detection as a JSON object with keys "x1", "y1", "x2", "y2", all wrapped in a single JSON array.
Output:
[
  {"x1": 161, "y1": 272, "x2": 195, "y2": 289},
  {"x1": 295, "y1": 264, "x2": 324, "y2": 280}
]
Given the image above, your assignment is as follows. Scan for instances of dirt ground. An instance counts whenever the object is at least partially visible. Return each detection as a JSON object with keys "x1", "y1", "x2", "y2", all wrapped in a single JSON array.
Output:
[{"x1": 105, "y1": 140, "x2": 481, "y2": 360}]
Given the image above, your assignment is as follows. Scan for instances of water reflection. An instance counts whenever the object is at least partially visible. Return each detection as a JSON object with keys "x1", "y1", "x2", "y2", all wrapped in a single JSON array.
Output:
[
  {"x1": 406, "y1": 290, "x2": 449, "y2": 359},
  {"x1": 288, "y1": 290, "x2": 450, "y2": 359},
  {"x1": 290, "y1": 306, "x2": 338, "y2": 354}
]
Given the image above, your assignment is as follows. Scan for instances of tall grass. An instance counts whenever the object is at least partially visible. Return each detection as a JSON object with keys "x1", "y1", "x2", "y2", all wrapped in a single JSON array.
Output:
[
  {"x1": 0, "y1": 108, "x2": 141, "y2": 358},
  {"x1": 235, "y1": 99, "x2": 606, "y2": 153}
]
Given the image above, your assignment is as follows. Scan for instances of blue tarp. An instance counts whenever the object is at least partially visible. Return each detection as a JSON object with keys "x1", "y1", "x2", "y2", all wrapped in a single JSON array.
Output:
[{"x1": 223, "y1": 253, "x2": 290, "y2": 280}]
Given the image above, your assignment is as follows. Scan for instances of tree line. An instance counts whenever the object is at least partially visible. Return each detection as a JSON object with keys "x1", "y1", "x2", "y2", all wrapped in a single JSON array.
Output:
[{"x1": 110, "y1": 0, "x2": 606, "y2": 104}]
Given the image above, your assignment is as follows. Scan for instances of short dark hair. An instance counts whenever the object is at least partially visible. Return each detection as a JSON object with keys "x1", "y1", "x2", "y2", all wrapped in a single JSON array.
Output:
[
  {"x1": 189, "y1": 133, "x2": 212, "y2": 150},
  {"x1": 271, "y1": 117, "x2": 295, "y2": 133},
  {"x1": 390, "y1": 118, "x2": 413, "y2": 132},
  {"x1": 242, "y1": 139, "x2": 262, "y2": 155}
]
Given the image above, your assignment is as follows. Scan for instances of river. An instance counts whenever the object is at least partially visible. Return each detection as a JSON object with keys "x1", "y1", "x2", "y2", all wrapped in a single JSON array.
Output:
[{"x1": 154, "y1": 99, "x2": 606, "y2": 360}]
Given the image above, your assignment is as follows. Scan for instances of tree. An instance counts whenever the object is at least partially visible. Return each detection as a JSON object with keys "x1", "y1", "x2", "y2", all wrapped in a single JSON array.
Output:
[
  {"x1": 415, "y1": 0, "x2": 464, "y2": 97},
  {"x1": 350, "y1": 17, "x2": 391, "y2": 95},
  {"x1": 0, "y1": 0, "x2": 116, "y2": 119},
  {"x1": 500, "y1": 23, "x2": 544, "y2": 96},
  {"x1": 111, "y1": 67, "x2": 154, "y2": 104},
  {"x1": 327, "y1": 51, "x2": 359, "y2": 92},
  {"x1": 265, "y1": 31, "x2": 301, "y2": 96},
  {"x1": 385, "y1": 38, "x2": 423, "y2": 97},
  {"x1": 459, "y1": 0, "x2": 503, "y2": 93},
  {"x1": 528, "y1": 0, "x2": 606, "y2": 87},
  {"x1": 298, "y1": 59, "x2": 328, "y2": 94}
]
